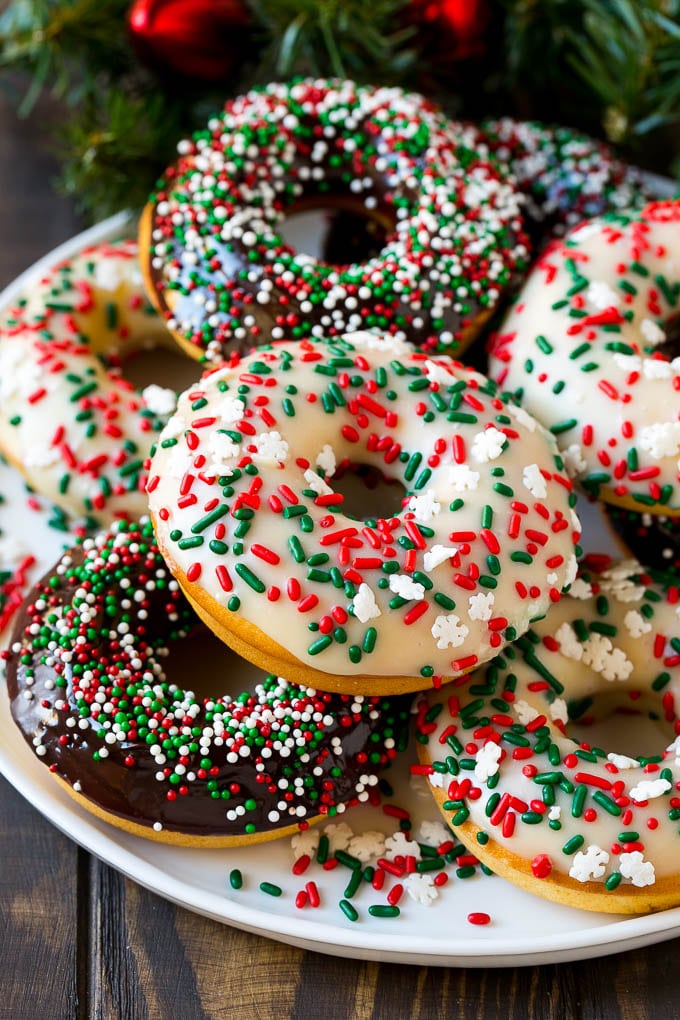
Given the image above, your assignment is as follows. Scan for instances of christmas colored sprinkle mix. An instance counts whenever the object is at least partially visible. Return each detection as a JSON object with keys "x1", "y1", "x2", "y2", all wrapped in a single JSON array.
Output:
[
  {"x1": 147, "y1": 79, "x2": 529, "y2": 361},
  {"x1": 490, "y1": 200, "x2": 680, "y2": 510},
  {"x1": 416, "y1": 556, "x2": 680, "y2": 897},
  {"x1": 147, "y1": 332, "x2": 581, "y2": 685},
  {"x1": 0, "y1": 239, "x2": 181, "y2": 520},
  {"x1": 481, "y1": 118, "x2": 651, "y2": 236},
  {"x1": 4, "y1": 517, "x2": 411, "y2": 839}
]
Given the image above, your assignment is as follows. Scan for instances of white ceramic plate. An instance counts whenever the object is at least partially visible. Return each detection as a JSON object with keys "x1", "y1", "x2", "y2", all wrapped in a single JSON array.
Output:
[{"x1": 2, "y1": 213, "x2": 680, "y2": 968}]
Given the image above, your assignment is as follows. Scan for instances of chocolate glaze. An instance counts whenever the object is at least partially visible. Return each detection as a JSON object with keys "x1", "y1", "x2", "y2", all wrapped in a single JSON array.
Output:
[
  {"x1": 144, "y1": 80, "x2": 528, "y2": 362},
  {"x1": 5, "y1": 520, "x2": 411, "y2": 840}
]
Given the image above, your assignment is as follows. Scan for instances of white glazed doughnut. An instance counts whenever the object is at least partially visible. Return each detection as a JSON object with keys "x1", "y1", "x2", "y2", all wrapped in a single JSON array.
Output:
[
  {"x1": 416, "y1": 556, "x2": 680, "y2": 914},
  {"x1": 489, "y1": 200, "x2": 680, "y2": 515},
  {"x1": 0, "y1": 238, "x2": 185, "y2": 521},
  {"x1": 146, "y1": 331, "x2": 581, "y2": 695}
]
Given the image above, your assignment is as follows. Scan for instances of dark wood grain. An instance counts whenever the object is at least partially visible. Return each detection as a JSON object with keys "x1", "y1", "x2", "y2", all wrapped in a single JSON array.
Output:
[{"x1": 4, "y1": 87, "x2": 680, "y2": 1020}]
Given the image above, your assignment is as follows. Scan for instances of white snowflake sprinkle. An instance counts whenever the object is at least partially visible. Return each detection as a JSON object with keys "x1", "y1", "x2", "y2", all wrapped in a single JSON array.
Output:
[
  {"x1": 471, "y1": 427, "x2": 507, "y2": 463},
  {"x1": 569, "y1": 844, "x2": 609, "y2": 883},
  {"x1": 323, "y1": 822, "x2": 354, "y2": 853},
  {"x1": 448, "y1": 463, "x2": 480, "y2": 491},
  {"x1": 522, "y1": 463, "x2": 548, "y2": 498},
  {"x1": 252, "y1": 430, "x2": 289, "y2": 463},
  {"x1": 555, "y1": 621, "x2": 584, "y2": 661},
  {"x1": 142, "y1": 384, "x2": 177, "y2": 416},
  {"x1": 216, "y1": 395, "x2": 245, "y2": 424},
  {"x1": 423, "y1": 544, "x2": 458, "y2": 571},
  {"x1": 404, "y1": 873, "x2": 439, "y2": 906},
  {"x1": 347, "y1": 831, "x2": 385, "y2": 862},
  {"x1": 586, "y1": 280, "x2": 620, "y2": 309},
  {"x1": 637, "y1": 422, "x2": 680, "y2": 460},
  {"x1": 431, "y1": 613, "x2": 469, "y2": 649},
  {"x1": 629, "y1": 778, "x2": 671, "y2": 802},
  {"x1": 562, "y1": 443, "x2": 588, "y2": 478},
  {"x1": 351, "y1": 583, "x2": 381, "y2": 623},
  {"x1": 607, "y1": 752, "x2": 640, "y2": 770},
  {"x1": 389, "y1": 574, "x2": 425, "y2": 601},
  {"x1": 315, "y1": 443, "x2": 336, "y2": 476},
  {"x1": 408, "y1": 488, "x2": 441, "y2": 523},
  {"x1": 468, "y1": 591, "x2": 495, "y2": 622},
  {"x1": 619, "y1": 850, "x2": 656, "y2": 887},
  {"x1": 303, "y1": 468, "x2": 334, "y2": 496},
  {"x1": 290, "y1": 829, "x2": 320, "y2": 858},
  {"x1": 513, "y1": 699, "x2": 539, "y2": 725},
  {"x1": 384, "y1": 831, "x2": 420, "y2": 861},
  {"x1": 640, "y1": 318, "x2": 666, "y2": 347},
  {"x1": 623, "y1": 609, "x2": 652, "y2": 638},
  {"x1": 474, "y1": 741, "x2": 502, "y2": 782}
]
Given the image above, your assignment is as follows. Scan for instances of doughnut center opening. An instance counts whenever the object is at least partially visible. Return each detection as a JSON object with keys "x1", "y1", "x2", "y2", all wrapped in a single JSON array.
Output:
[
  {"x1": 280, "y1": 206, "x2": 390, "y2": 265},
  {"x1": 654, "y1": 313, "x2": 680, "y2": 360},
  {"x1": 111, "y1": 345, "x2": 199, "y2": 394},
  {"x1": 566, "y1": 689, "x2": 676, "y2": 760},
  {"x1": 160, "y1": 624, "x2": 268, "y2": 701},
  {"x1": 330, "y1": 462, "x2": 406, "y2": 521}
]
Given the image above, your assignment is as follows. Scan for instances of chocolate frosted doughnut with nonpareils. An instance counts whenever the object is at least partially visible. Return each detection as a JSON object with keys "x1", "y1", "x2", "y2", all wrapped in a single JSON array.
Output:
[
  {"x1": 140, "y1": 78, "x2": 529, "y2": 362},
  {"x1": 489, "y1": 200, "x2": 680, "y2": 514},
  {"x1": 417, "y1": 557, "x2": 680, "y2": 914},
  {"x1": 0, "y1": 238, "x2": 184, "y2": 521},
  {"x1": 146, "y1": 332, "x2": 581, "y2": 696},
  {"x1": 481, "y1": 118, "x2": 651, "y2": 239},
  {"x1": 4, "y1": 518, "x2": 411, "y2": 846}
]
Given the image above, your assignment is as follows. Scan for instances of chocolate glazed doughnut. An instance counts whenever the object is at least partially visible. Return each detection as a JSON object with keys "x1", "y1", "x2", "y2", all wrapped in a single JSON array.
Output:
[
  {"x1": 140, "y1": 79, "x2": 529, "y2": 363},
  {"x1": 4, "y1": 518, "x2": 411, "y2": 846}
]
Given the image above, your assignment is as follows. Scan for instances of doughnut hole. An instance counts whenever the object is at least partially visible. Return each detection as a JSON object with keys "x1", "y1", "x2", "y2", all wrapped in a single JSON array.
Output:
[
  {"x1": 114, "y1": 343, "x2": 199, "y2": 395},
  {"x1": 566, "y1": 688, "x2": 677, "y2": 760},
  {"x1": 329, "y1": 461, "x2": 406, "y2": 521},
  {"x1": 159, "y1": 622, "x2": 266, "y2": 701},
  {"x1": 280, "y1": 207, "x2": 390, "y2": 266}
]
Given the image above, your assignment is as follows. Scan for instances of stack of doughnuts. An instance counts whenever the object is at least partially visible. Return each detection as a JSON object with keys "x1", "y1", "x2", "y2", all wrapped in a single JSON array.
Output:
[{"x1": 4, "y1": 77, "x2": 680, "y2": 913}]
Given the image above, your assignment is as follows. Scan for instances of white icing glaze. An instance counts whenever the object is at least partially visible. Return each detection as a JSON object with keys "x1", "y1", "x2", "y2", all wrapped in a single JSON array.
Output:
[
  {"x1": 147, "y1": 332, "x2": 580, "y2": 681},
  {"x1": 0, "y1": 239, "x2": 188, "y2": 520},
  {"x1": 419, "y1": 557, "x2": 680, "y2": 889},
  {"x1": 489, "y1": 200, "x2": 680, "y2": 512}
]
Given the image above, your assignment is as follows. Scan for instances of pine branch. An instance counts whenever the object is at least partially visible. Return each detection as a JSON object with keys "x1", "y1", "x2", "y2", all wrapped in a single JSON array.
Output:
[
  {"x1": 566, "y1": 0, "x2": 680, "y2": 143},
  {"x1": 250, "y1": 0, "x2": 419, "y2": 84}
]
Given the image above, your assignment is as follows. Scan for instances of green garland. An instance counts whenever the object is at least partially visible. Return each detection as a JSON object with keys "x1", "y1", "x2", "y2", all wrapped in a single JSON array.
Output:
[{"x1": 1, "y1": 0, "x2": 679, "y2": 221}]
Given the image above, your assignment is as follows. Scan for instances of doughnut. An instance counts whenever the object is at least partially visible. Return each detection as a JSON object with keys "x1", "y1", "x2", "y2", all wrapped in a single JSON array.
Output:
[
  {"x1": 0, "y1": 238, "x2": 186, "y2": 521},
  {"x1": 146, "y1": 331, "x2": 582, "y2": 696},
  {"x1": 603, "y1": 504, "x2": 680, "y2": 579},
  {"x1": 3, "y1": 517, "x2": 412, "y2": 846},
  {"x1": 489, "y1": 200, "x2": 680, "y2": 515},
  {"x1": 481, "y1": 118, "x2": 650, "y2": 238},
  {"x1": 416, "y1": 556, "x2": 680, "y2": 914},
  {"x1": 139, "y1": 78, "x2": 529, "y2": 363}
]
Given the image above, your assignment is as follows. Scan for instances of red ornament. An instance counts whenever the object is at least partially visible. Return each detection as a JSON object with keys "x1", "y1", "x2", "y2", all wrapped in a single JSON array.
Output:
[
  {"x1": 412, "y1": 0, "x2": 490, "y2": 62},
  {"x1": 127, "y1": 0, "x2": 250, "y2": 82}
]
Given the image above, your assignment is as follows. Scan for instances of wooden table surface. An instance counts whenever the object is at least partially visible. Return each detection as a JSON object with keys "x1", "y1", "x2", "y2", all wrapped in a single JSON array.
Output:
[{"x1": 2, "y1": 94, "x2": 680, "y2": 1020}]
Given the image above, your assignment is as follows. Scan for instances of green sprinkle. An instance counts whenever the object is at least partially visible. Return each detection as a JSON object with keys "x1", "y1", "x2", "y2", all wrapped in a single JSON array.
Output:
[
  {"x1": 339, "y1": 899, "x2": 359, "y2": 922},
  {"x1": 259, "y1": 881, "x2": 282, "y2": 897},
  {"x1": 229, "y1": 869, "x2": 243, "y2": 890},
  {"x1": 368, "y1": 905, "x2": 400, "y2": 918}
]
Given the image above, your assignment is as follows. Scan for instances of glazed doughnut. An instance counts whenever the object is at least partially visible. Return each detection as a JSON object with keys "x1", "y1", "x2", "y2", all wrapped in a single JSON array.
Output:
[
  {"x1": 481, "y1": 118, "x2": 650, "y2": 238},
  {"x1": 146, "y1": 331, "x2": 581, "y2": 696},
  {"x1": 140, "y1": 78, "x2": 529, "y2": 363},
  {"x1": 0, "y1": 238, "x2": 185, "y2": 521},
  {"x1": 4, "y1": 517, "x2": 411, "y2": 846},
  {"x1": 416, "y1": 556, "x2": 680, "y2": 914},
  {"x1": 489, "y1": 200, "x2": 680, "y2": 514}
]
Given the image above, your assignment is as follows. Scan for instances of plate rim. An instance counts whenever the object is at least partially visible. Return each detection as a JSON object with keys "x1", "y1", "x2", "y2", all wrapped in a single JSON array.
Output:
[{"x1": 3, "y1": 206, "x2": 680, "y2": 968}]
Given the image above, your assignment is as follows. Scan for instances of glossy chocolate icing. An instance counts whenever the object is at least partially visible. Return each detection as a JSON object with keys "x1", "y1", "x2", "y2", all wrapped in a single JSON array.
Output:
[{"x1": 5, "y1": 520, "x2": 411, "y2": 840}]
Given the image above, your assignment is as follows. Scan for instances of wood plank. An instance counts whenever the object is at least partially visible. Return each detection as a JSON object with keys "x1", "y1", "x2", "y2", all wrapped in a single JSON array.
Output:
[{"x1": 0, "y1": 776, "x2": 80, "y2": 1018}]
